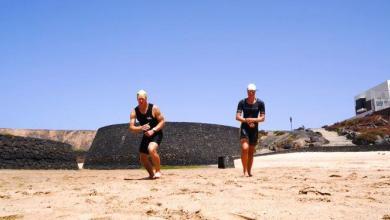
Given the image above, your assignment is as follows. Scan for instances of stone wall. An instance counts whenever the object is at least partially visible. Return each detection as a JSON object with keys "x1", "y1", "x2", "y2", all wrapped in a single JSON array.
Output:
[
  {"x1": 0, "y1": 128, "x2": 96, "y2": 151},
  {"x1": 84, "y1": 122, "x2": 240, "y2": 169},
  {"x1": 0, "y1": 134, "x2": 78, "y2": 169}
]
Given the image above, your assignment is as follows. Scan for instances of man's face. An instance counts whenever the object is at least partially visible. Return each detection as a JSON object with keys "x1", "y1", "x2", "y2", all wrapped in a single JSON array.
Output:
[
  {"x1": 137, "y1": 97, "x2": 147, "y2": 105},
  {"x1": 247, "y1": 90, "x2": 256, "y2": 98}
]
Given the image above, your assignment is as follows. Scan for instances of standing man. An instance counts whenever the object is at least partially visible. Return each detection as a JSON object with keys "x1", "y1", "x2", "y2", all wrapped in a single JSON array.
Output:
[
  {"x1": 236, "y1": 83, "x2": 265, "y2": 177},
  {"x1": 129, "y1": 90, "x2": 165, "y2": 179}
]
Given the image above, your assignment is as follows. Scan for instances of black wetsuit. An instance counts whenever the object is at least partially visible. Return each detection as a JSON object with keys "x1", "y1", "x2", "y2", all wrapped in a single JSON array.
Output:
[
  {"x1": 237, "y1": 98, "x2": 265, "y2": 145},
  {"x1": 135, "y1": 103, "x2": 163, "y2": 154}
]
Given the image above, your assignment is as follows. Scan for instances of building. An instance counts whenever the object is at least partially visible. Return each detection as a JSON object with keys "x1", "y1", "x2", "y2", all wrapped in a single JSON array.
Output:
[{"x1": 355, "y1": 80, "x2": 390, "y2": 116}]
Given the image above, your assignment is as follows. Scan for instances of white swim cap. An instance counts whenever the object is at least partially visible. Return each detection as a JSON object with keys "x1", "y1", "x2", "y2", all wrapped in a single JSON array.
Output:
[
  {"x1": 137, "y1": 90, "x2": 148, "y2": 99},
  {"x1": 247, "y1": 83, "x2": 257, "y2": 91}
]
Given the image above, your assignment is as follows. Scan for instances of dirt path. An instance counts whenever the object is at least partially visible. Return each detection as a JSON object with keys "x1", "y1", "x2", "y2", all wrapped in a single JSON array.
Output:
[{"x1": 313, "y1": 128, "x2": 355, "y2": 146}]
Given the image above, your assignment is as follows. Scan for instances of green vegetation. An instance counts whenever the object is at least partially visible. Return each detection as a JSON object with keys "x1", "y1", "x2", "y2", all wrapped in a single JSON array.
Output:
[
  {"x1": 258, "y1": 130, "x2": 268, "y2": 137},
  {"x1": 363, "y1": 128, "x2": 389, "y2": 138},
  {"x1": 274, "y1": 131, "x2": 286, "y2": 136},
  {"x1": 276, "y1": 139, "x2": 293, "y2": 149},
  {"x1": 72, "y1": 149, "x2": 88, "y2": 163},
  {"x1": 355, "y1": 132, "x2": 378, "y2": 145},
  {"x1": 287, "y1": 135, "x2": 296, "y2": 142},
  {"x1": 0, "y1": 133, "x2": 16, "y2": 138},
  {"x1": 344, "y1": 119, "x2": 359, "y2": 127},
  {"x1": 72, "y1": 148, "x2": 88, "y2": 153}
]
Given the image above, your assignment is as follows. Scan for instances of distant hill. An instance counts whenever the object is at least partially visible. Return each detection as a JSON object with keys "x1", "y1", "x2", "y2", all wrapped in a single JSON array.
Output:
[{"x1": 0, "y1": 128, "x2": 96, "y2": 151}]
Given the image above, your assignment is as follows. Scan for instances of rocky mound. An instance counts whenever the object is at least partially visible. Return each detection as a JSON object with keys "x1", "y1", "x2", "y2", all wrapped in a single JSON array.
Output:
[
  {"x1": 84, "y1": 122, "x2": 240, "y2": 169},
  {"x1": 0, "y1": 128, "x2": 96, "y2": 151},
  {"x1": 324, "y1": 114, "x2": 390, "y2": 145},
  {"x1": 0, "y1": 134, "x2": 78, "y2": 169},
  {"x1": 259, "y1": 128, "x2": 329, "y2": 151}
]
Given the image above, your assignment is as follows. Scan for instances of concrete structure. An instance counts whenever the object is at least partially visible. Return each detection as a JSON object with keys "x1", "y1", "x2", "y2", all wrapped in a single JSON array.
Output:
[{"x1": 355, "y1": 80, "x2": 390, "y2": 115}]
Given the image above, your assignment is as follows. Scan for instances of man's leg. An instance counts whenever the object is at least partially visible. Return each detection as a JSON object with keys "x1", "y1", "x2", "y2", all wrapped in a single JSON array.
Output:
[
  {"x1": 247, "y1": 145, "x2": 256, "y2": 177},
  {"x1": 139, "y1": 153, "x2": 154, "y2": 178},
  {"x1": 240, "y1": 139, "x2": 249, "y2": 176},
  {"x1": 148, "y1": 142, "x2": 161, "y2": 177}
]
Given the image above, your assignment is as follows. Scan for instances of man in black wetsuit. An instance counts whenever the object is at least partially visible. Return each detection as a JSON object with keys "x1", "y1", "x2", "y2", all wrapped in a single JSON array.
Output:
[
  {"x1": 129, "y1": 90, "x2": 165, "y2": 179},
  {"x1": 236, "y1": 83, "x2": 265, "y2": 177}
]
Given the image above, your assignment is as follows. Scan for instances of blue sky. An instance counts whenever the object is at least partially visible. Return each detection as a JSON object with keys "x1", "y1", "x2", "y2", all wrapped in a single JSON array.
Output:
[{"x1": 1, "y1": 0, "x2": 389, "y2": 130}]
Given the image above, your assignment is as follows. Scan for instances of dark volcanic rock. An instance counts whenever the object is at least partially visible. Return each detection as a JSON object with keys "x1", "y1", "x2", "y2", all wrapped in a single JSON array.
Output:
[
  {"x1": 84, "y1": 122, "x2": 240, "y2": 169},
  {"x1": 218, "y1": 156, "x2": 235, "y2": 169},
  {"x1": 0, "y1": 134, "x2": 78, "y2": 169}
]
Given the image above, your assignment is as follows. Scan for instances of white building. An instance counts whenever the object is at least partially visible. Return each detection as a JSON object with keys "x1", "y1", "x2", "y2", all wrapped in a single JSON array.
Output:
[{"x1": 354, "y1": 80, "x2": 390, "y2": 115}]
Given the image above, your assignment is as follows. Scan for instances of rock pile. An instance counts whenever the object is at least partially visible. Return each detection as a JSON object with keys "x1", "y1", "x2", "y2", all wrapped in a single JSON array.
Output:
[{"x1": 260, "y1": 129, "x2": 329, "y2": 151}]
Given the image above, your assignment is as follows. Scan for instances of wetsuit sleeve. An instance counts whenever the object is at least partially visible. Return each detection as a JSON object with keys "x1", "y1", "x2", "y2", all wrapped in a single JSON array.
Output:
[
  {"x1": 259, "y1": 101, "x2": 265, "y2": 114},
  {"x1": 237, "y1": 100, "x2": 244, "y2": 113}
]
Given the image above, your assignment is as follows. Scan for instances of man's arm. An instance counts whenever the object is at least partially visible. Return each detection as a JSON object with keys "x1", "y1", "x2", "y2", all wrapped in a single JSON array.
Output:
[
  {"x1": 235, "y1": 100, "x2": 247, "y2": 123},
  {"x1": 152, "y1": 105, "x2": 165, "y2": 132},
  {"x1": 144, "y1": 105, "x2": 165, "y2": 137},
  {"x1": 129, "y1": 110, "x2": 144, "y2": 133},
  {"x1": 256, "y1": 113, "x2": 265, "y2": 122},
  {"x1": 236, "y1": 112, "x2": 246, "y2": 123}
]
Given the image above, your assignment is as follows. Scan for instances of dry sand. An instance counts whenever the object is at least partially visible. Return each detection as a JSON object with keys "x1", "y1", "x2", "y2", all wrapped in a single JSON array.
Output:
[{"x1": 1, "y1": 152, "x2": 390, "y2": 220}]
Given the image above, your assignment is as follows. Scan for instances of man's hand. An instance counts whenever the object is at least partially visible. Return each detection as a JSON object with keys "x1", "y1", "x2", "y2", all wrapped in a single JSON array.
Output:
[
  {"x1": 245, "y1": 118, "x2": 256, "y2": 128},
  {"x1": 142, "y1": 123, "x2": 150, "y2": 131},
  {"x1": 144, "y1": 129, "x2": 154, "y2": 137},
  {"x1": 246, "y1": 118, "x2": 255, "y2": 123}
]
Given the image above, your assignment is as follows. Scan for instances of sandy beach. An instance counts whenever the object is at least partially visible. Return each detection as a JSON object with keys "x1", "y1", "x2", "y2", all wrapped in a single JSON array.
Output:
[{"x1": 1, "y1": 151, "x2": 390, "y2": 220}]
